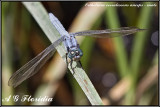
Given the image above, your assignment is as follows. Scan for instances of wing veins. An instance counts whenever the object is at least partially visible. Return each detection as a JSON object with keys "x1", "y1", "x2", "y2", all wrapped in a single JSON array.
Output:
[
  {"x1": 8, "y1": 37, "x2": 64, "y2": 87},
  {"x1": 71, "y1": 27, "x2": 146, "y2": 38}
]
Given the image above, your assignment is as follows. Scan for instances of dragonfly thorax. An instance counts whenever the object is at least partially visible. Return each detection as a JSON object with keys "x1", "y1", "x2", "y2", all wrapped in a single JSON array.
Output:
[{"x1": 68, "y1": 47, "x2": 83, "y2": 61}]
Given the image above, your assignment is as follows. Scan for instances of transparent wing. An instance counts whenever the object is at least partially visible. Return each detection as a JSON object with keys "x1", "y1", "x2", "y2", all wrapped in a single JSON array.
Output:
[
  {"x1": 71, "y1": 27, "x2": 146, "y2": 38},
  {"x1": 8, "y1": 36, "x2": 64, "y2": 88}
]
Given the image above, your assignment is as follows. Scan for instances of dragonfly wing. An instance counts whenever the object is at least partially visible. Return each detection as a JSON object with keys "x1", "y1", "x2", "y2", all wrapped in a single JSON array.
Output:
[
  {"x1": 8, "y1": 36, "x2": 64, "y2": 88},
  {"x1": 71, "y1": 27, "x2": 146, "y2": 38}
]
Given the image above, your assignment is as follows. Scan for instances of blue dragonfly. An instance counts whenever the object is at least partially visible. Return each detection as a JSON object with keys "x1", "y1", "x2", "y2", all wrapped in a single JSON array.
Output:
[{"x1": 8, "y1": 13, "x2": 145, "y2": 88}]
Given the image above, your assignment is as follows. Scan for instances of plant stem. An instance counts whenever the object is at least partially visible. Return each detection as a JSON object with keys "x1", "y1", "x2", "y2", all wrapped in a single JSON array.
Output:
[{"x1": 22, "y1": 2, "x2": 103, "y2": 105}]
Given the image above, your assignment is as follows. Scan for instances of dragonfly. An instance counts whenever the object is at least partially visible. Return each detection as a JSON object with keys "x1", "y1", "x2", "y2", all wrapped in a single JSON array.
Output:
[{"x1": 8, "y1": 13, "x2": 145, "y2": 88}]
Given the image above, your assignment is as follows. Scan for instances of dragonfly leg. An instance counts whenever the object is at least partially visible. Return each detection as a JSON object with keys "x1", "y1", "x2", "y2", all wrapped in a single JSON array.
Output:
[
  {"x1": 78, "y1": 61, "x2": 85, "y2": 71},
  {"x1": 78, "y1": 61, "x2": 82, "y2": 66},
  {"x1": 66, "y1": 53, "x2": 68, "y2": 67},
  {"x1": 65, "y1": 53, "x2": 71, "y2": 74},
  {"x1": 70, "y1": 59, "x2": 75, "y2": 75}
]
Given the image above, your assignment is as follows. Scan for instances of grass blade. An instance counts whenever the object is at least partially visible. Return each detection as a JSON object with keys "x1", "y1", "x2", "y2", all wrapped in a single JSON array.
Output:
[{"x1": 22, "y1": 2, "x2": 103, "y2": 105}]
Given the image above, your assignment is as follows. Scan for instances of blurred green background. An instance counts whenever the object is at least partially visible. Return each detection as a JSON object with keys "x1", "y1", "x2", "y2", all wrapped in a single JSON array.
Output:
[{"x1": 2, "y1": 1, "x2": 158, "y2": 105}]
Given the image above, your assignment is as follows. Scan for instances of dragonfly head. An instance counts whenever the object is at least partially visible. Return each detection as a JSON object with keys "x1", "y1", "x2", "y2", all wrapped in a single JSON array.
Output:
[{"x1": 68, "y1": 47, "x2": 83, "y2": 61}]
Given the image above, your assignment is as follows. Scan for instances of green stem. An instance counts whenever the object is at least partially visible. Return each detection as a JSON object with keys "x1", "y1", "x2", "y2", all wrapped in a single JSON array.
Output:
[
  {"x1": 105, "y1": 2, "x2": 129, "y2": 77},
  {"x1": 125, "y1": 2, "x2": 154, "y2": 105}
]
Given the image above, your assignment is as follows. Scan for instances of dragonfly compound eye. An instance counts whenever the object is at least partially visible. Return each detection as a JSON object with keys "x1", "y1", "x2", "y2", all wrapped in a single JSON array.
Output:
[
  {"x1": 75, "y1": 50, "x2": 79, "y2": 56},
  {"x1": 71, "y1": 51, "x2": 75, "y2": 55}
]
